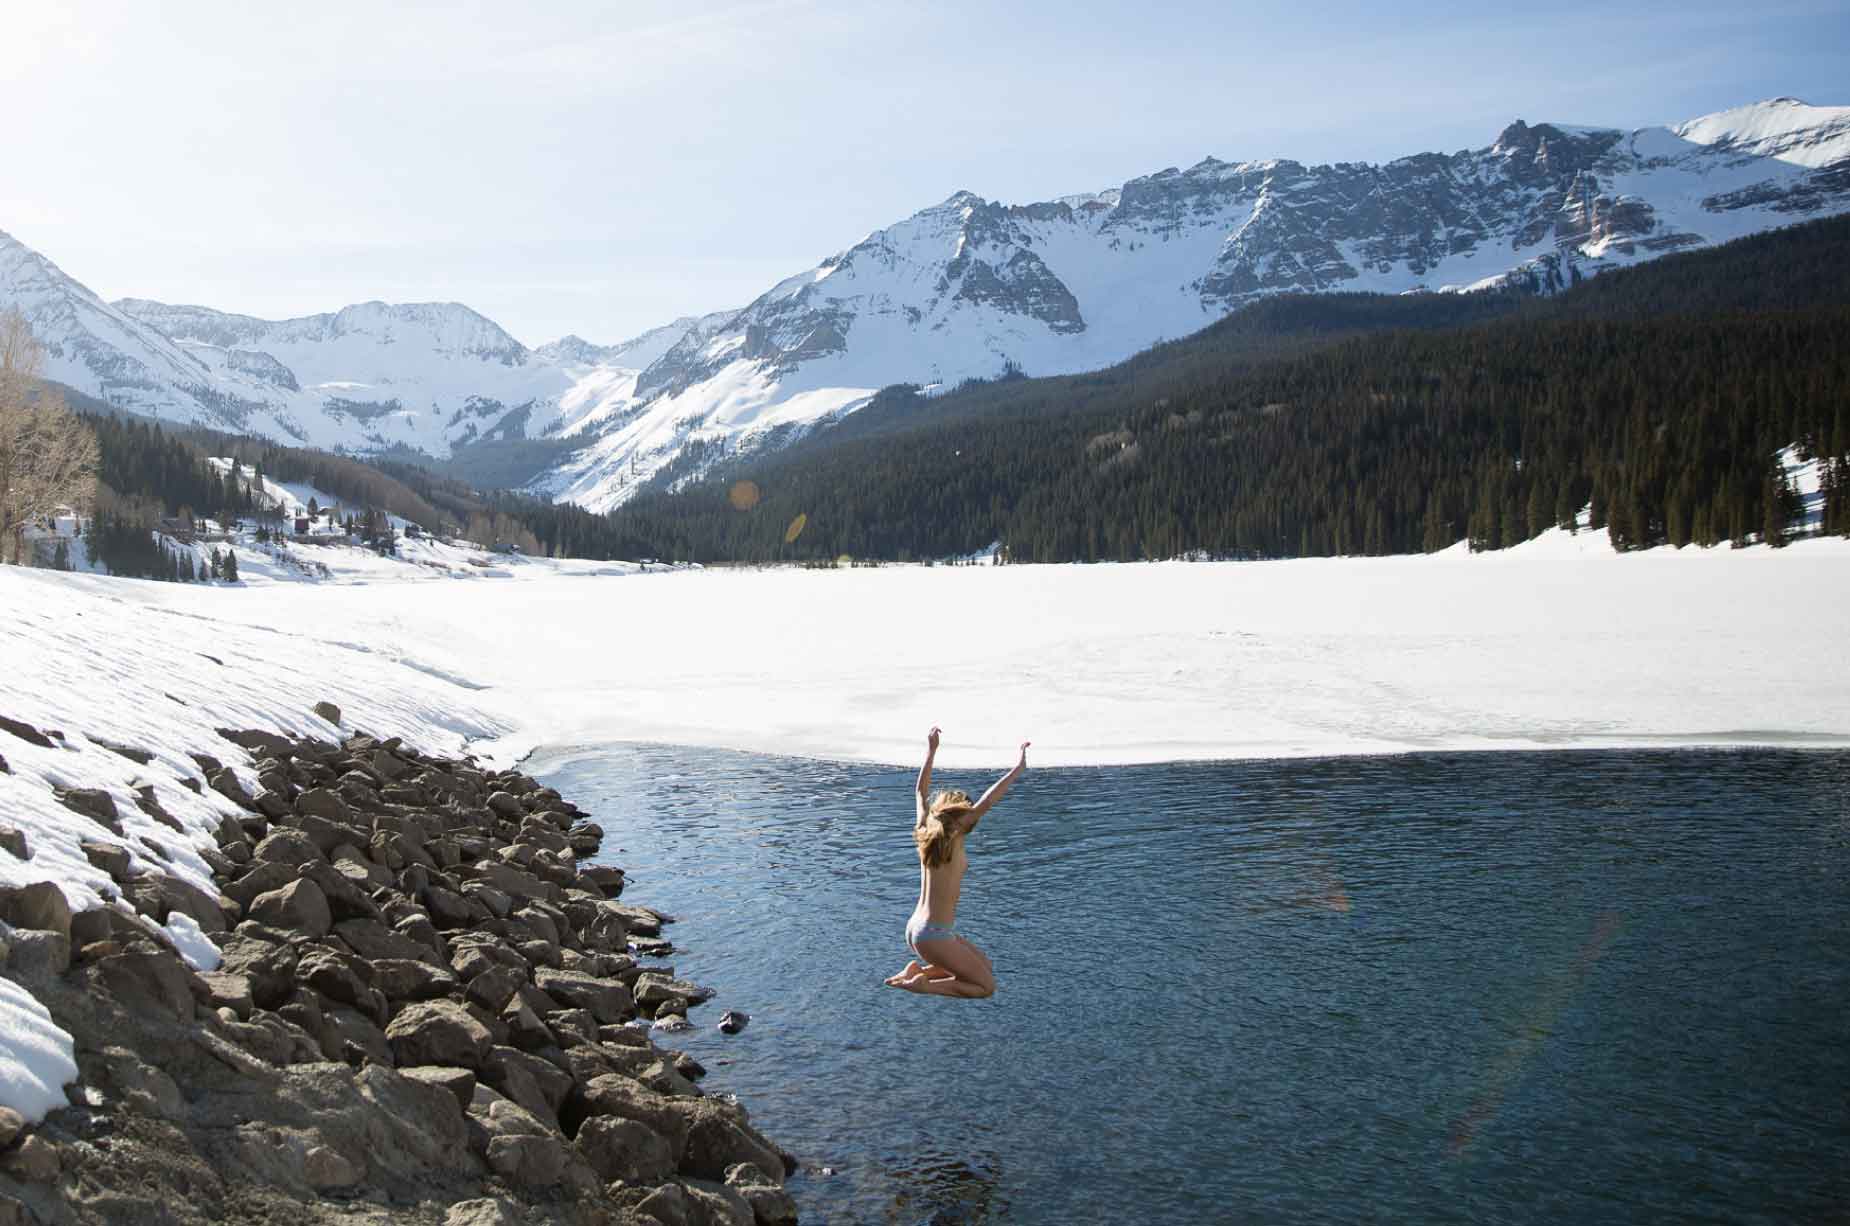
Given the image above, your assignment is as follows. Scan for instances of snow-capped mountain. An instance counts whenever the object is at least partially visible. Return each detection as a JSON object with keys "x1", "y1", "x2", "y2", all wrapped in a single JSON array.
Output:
[
  {"x1": 107, "y1": 298, "x2": 568, "y2": 450},
  {"x1": 3, "y1": 97, "x2": 1847, "y2": 512},
  {"x1": 535, "y1": 97, "x2": 1850, "y2": 510},
  {"x1": 0, "y1": 235, "x2": 704, "y2": 456}
]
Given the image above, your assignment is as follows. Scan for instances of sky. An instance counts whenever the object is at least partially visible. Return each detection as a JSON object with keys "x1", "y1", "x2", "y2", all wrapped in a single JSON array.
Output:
[{"x1": 1, "y1": 0, "x2": 1844, "y2": 347}]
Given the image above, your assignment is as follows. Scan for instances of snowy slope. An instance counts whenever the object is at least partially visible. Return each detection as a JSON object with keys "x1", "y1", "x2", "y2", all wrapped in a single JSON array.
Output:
[
  {"x1": 4, "y1": 97, "x2": 1847, "y2": 509},
  {"x1": 0, "y1": 229, "x2": 303, "y2": 437},
  {"x1": 112, "y1": 298, "x2": 590, "y2": 454},
  {"x1": 536, "y1": 97, "x2": 1850, "y2": 510},
  {"x1": 0, "y1": 233, "x2": 722, "y2": 457}
]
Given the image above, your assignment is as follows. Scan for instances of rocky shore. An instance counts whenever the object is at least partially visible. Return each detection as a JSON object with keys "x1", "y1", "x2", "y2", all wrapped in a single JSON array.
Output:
[{"x1": 0, "y1": 714, "x2": 796, "y2": 1226}]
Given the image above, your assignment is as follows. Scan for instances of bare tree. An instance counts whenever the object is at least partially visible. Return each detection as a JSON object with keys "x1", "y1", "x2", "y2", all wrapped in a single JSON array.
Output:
[{"x1": 0, "y1": 308, "x2": 100, "y2": 564}]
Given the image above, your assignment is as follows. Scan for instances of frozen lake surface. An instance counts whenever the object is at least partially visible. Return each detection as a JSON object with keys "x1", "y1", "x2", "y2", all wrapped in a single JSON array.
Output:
[{"x1": 540, "y1": 743, "x2": 1850, "y2": 1225}]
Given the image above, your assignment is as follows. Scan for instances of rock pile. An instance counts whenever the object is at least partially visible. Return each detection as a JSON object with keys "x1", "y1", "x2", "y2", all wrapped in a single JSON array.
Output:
[{"x1": 0, "y1": 724, "x2": 796, "y2": 1226}]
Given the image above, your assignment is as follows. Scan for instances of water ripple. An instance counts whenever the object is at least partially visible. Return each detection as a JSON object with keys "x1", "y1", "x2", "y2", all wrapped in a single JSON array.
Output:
[{"x1": 535, "y1": 746, "x2": 1850, "y2": 1225}]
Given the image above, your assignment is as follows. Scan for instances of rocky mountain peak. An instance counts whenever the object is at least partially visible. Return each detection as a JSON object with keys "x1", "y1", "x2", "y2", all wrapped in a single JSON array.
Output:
[
  {"x1": 532, "y1": 334, "x2": 610, "y2": 365},
  {"x1": 6, "y1": 95, "x2": 1849, "y2": 516}
]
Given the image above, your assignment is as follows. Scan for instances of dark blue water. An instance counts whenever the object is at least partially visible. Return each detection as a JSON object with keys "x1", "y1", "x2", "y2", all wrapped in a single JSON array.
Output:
[{"x1": 533, "y1": 746, "x2": 1850, "y2": 1225}]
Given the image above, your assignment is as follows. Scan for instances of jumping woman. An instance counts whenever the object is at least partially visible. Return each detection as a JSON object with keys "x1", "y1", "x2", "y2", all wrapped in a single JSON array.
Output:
[{"x1": 885, "y1": 726, "x2": 1028, "y2": 998}]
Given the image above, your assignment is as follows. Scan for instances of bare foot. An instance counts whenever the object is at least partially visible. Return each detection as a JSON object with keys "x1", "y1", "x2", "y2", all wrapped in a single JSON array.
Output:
[{"x1": 884, "y1": 960, "x2": 926, "y2": 987}]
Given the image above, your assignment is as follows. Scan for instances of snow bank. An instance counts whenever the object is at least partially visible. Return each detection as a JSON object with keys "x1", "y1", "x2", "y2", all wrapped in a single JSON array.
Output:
[
  {"x1": 4, "y1": 531, "x2": 1848, "y2": 1116},
  {"x1": 0, "y1": 975, "x2": 77, "y2": 1122},
  {"x1": 18, "y1": 531, "x2": 1838, "y2": 774}
]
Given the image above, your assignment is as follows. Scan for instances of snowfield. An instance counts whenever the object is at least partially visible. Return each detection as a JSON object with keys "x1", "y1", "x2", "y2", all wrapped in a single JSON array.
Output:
[{"x1": 3, "y1": 533, "x2": 1848, "y2": 1117}]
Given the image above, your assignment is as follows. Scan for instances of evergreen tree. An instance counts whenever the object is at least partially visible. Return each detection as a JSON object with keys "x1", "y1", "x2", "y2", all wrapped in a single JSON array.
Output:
[{"x1": 1762, "y1": 463, "x2": 1791, "y2": 548}]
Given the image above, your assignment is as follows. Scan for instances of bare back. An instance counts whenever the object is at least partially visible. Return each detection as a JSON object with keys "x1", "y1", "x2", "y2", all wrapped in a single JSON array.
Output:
[{"x1": 915, "y1": 835, "x2": 968, "y2": 925}]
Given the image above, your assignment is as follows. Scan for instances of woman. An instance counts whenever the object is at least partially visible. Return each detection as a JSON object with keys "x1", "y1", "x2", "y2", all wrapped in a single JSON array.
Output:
[{"x1": 885, "y1": 726, "x2": 1029, "y2": 998}]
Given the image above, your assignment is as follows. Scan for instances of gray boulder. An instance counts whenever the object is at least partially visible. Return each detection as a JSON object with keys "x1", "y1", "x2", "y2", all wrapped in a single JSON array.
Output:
[
  {"x1": 334, "y1": 917, "x2": 441, "y2": 966},
  {"x1": 633, "y1": 1184, "x2": 690, "y2": 1226},
  {"x1": 369, "y1": 958, "x2": 458, "y2": 1003},
  {"x1": 501, "y1": 997, "x2": 556, "y2": 1052},
  {"x1": 92, "y1": 949, "x2": 198, "y2": 1021},
  {"x1": 680, "y1": 1101, "x2": 786, "y2": 1184},
  {"x1": 55, "y1": 786, "x2": 121, "y2": 832},
  {"x1": 398, "y1": 1065, "x2": 477, "y2": 1111},
  {"x1": 216, "y1": 932, "x2": 300, "y2": 1009},
  {"x1": 320, "y1": 1005, "x2": 393, "y2": 1066},
  {"x1": 295, "y1": 787, "x2": 351, "y2": 823},
  {"x1": 223, "y1": 860, "x2": 297, "y2": 910},
  {"x1": 634, "y1": 973, "x2": 715, "y2": 1009},
  {"x1": 5, "y1": 930, "x2": 70, "y2": 980},
  {"x1": 465, "y1": 964, "x2": 526, "y2": 1013},
  {"x1": 443, "y1": 1199, "x2": 520, "y2": 1226},
  {"x1": 480, "y1": 1045, "x2": 569, "y2": 1127},
  {"x1": 80, "y1": 840, "x2": 129, "y2": 879},
  {"x1": 295, "y1": 859, "x2": 383, "y2": 922},
  {"x1": 535, "y1": 967, "x2": 633, "y2": 1024},
  {"x1": 0, "y1": 881, "x2": 72, "y2": 939},
  {"x1": 485, "y1": 1133, "x2": 568, "y2": 1187},
  {"x1": 386, "y1": 1000, "x2": 493, "y2": 1070},
  {"x1": 0, "y1": 1135, "x2": 61, "y2": 1184},
  {"x1": 725, "y1": 1163, "x2": 799, "y2": 1226},
  {"x1": 295, "y1": 947, "x2": 376, "y2": 1014},
  {"x1": 291, "y1": 812, "x2": 366, "y2": 857},
  {"x1": 576, "y1": 1115, "x2": 675, "y2": 1185},
  {"x1": 198, "y1": 971, "x2": 255, "y2": 1019},
  {"x1": 678, "y1": 1178, "x2": 756, "y2": 1226},
  {"x1": 123, "y1": 872, "x2": 229, "y2": 935},
  {"x1": 248, "y1": 878, "x2": 331, "y2": 938},
  {"x1": 252, "y1": 829, "x2": 322, "y2": 867},
  {"x1": 424, "y1": 885, "x2": 481, "y2": 929},
  {"x1": 575, "y1": 1074, "x2": 691, "y2": 1153},
  {"x1": 208, "y1": 768, "x2": 257, "y2": 810}
]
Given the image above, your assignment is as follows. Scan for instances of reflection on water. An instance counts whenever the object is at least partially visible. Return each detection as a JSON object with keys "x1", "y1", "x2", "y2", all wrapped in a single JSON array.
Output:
[{"x1": 536, "y1": 746, "x2": 1850, "y2": 1225}]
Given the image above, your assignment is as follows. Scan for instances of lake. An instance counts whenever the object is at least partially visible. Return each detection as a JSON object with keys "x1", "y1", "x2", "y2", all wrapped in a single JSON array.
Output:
[{"x1": 534, "y1": 745, "x2": 1850, "y2": 1224}]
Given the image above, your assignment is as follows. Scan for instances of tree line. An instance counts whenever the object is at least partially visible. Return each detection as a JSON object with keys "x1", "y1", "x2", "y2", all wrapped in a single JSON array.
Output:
[
  {"x1": 568, "y1": 216, "x2": 1850, "y2": 563},
  {"x1": 12, "y1": 215, "x2": 1850, "y2": 575}
]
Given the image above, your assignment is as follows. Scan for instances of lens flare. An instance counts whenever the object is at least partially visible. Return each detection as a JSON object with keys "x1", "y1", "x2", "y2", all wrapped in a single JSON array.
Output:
[
  {"x1": 784, "y1": 512, "x2": 808, "y2": 544},
  {"x1": 728, "y1": 480, "x2": 760, "y2": 511},
  {"x1": 1448, "y1": 910, "x2": 1624, "y2": 1158}
]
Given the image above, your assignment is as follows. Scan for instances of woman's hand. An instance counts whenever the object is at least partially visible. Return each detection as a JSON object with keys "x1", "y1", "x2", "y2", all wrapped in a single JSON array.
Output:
[
  {"x1": 927, "y1": 727, "x2": 941, "y2": 753},
  {"x1": 1017, "y1": 741, "x2": 1031, "y2": 770}
]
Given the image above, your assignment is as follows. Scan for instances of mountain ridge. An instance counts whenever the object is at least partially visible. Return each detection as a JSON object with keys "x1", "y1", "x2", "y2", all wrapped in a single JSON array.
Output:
[{"x1": 4, "y1": 97, "x2": 1848, "y2": 509}]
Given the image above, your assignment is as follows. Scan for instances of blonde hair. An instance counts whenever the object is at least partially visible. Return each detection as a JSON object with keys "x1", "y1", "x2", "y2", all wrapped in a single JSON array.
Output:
[{"x1": 915, "y1": 790, "x2": 974, "y2": 868}]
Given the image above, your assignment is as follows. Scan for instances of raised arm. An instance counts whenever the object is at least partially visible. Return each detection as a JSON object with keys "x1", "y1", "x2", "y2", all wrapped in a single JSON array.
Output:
[
  {"x1": 967, "y1": 741, "x2": 1030, "y2": 825},
  {"x1": 915, "y1": 726, "x2": 940, "y2": 827}
]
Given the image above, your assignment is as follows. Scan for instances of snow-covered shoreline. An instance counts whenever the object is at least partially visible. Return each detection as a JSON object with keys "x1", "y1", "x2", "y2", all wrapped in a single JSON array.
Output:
[
  {"x1": 2, "y1": 535, "x2": 1848, "y2": 1125},
  {"x1": 8, "y1": 534, "x2": 1850, "y2": 778},
  {"x1": 5, "y1": 529, "x2": 1848, "y2": 923}
]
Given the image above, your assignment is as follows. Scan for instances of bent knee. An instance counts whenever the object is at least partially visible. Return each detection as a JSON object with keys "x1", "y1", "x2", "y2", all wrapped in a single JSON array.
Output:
[{"x1": 970, "y1": 977, "x2": 996, "y2": 998}]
